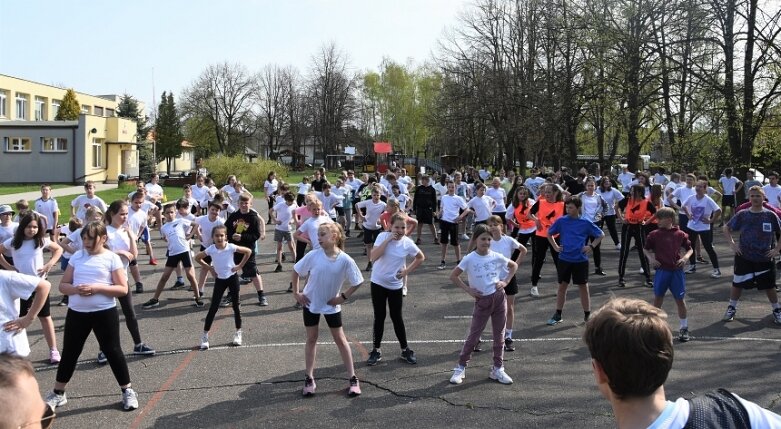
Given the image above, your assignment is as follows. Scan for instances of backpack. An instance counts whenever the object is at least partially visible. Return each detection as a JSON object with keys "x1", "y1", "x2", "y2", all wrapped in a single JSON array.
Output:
[{"x1": 683, "y1": 389, "x2": 750, "y2": 429}]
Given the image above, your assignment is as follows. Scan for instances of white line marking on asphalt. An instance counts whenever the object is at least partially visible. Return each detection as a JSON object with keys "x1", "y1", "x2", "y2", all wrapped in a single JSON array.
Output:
[{"x1": 443, "y1": 315, "x2": 473, "y2": 319}]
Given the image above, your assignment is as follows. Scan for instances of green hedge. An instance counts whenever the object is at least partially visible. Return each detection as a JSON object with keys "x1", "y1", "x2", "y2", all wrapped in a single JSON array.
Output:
[{"x1": 203, "y1": 156, "x2": 288, "y2": 191}]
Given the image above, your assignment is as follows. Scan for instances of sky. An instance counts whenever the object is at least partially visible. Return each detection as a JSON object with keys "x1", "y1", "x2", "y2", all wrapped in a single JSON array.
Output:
[{"x1": 0, "y1": 0, "x2": 471, "y2": 113}]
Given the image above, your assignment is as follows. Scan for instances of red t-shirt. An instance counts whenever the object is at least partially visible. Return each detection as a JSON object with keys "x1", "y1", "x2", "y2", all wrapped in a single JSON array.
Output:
[{"x1": 644, "y1": 226, "x2": 691, "y2": 270}]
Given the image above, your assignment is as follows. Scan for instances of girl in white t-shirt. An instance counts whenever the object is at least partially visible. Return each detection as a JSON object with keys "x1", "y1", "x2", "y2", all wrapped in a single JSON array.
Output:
[
  {"x1": 0, "y1": 212, "x2": 63, "y2": 364},
  {"x1": 0, "y1": 270, "x2": 51, "y2": 357},
  {"x1": 264, "y1": 171, "x2": 279, "y2": 223},
  {"x1": 44, "y1": 221, "x2": 139, "y2": 411},
  {"x1": 487, "y1": 216, "x2": 527, "y2": 352},
  {"x1": 447, "y1": 224, "x2": 518, "y2": 386},
  {"x1": 195, "y1": 225, "x2": 252, "y2": 350},
  {"x1": 292, "y1": 223, "x2": 364, "y2": 397}
]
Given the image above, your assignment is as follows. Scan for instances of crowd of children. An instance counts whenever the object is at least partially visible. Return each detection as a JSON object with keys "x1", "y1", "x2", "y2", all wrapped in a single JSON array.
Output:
[{"x1": 1, "y1": 163, "x2": 780, "y2": 412}]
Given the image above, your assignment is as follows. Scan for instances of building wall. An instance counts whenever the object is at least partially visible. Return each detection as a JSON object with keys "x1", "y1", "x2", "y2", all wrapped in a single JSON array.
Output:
[
  {"x1": 156, "y1": 148, "x2": 195, "y2": 174},
  {"x1": 0, "y1": 124, "x2": 77, "y2": 183}
]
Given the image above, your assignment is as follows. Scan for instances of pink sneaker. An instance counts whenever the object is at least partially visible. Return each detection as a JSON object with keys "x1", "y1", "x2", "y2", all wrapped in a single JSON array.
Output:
[
  {"x1": 302, "y1": 376, "x2": 316, "y2": 397},
  {"x1": 348, "y1": 376, "x2": 361, "y2": 397},
  {"x1": 49, "y1": 349, "x2": 61, "y2": 364}
]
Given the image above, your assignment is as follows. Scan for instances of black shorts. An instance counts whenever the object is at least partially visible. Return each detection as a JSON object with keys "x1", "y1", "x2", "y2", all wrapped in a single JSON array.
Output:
[
  {"x1": 504, "y1": 275, "x2": 519, "y2": 295},
  {"x1": 722, "y1": 195, "x2": 736, "y2": 207},
  {"x1": 335, "y1": 207, "x2": 345, "y2": 217},
  {"x1": 199, "y1": 245, "x2": 212, "y2": 264},
  {"x1": 20, "y1": 292, "x2": 51, "y2": 318},
  {"x1": 129, "y1": 259, "x2": 138, "y2": 267},
  {"x1": 440, "y1": 220, "x2": 459, "y2": 246},
  {"x1": 165, "y1": 251, "x2": 193, "y2": 268},
  {"x1": 235, "y1": 251, "x2": 257, "y2": 278},
  {"x1": 415, "y1": 209, "x2": 434, "y2": 225},
  {"x1": 0, "y1": 256, "x2": 13, "y2": 269},
  {"x1": 303, "y1": 306, "x2": 343, "y2": 328},
  {"x1": 363, "y1": 227, "x2": 381, "y2": 245},
  {"x1": 732, "y1": 255, "x2": 776, "y2": 290},
  {"x1": 556, "y1": 260, "x2": 589, "y2": 285}
]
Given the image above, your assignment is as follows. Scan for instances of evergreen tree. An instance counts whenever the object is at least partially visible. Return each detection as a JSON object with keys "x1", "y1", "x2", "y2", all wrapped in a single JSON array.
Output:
[
  {"x1": 117, "y1": 94, "x2": 155, "y2": 177},
  {"x1": 155, "y1": 92, "x2": 183, "y2": 175},
  {"x1": 55, "y1": 88, "x2": 81, "y2": 120}
]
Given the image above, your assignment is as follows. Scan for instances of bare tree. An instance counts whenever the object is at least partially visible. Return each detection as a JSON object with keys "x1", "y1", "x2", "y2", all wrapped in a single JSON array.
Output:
[{"x1": 254, "y1": 65, "x2": 293, "y2": 158}]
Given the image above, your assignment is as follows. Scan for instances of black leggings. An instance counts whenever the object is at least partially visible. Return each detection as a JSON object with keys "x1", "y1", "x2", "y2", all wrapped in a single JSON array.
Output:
[
  {"x1": 599, "y1": 215, "x2": 620, "y2": 245},
  {"x1": 531, "y1": 235, "x2": 559, "y2": 286},
  {"x1": 688, "y1": 229, "x2": 719, "y2": 269},
  {"x1": 588, "y1": 235, "x2": 602, "y2": 269},
  {"x1": 117, "y1": 291, "x2": 142, "y2": 345},
  {"x1": 295, "y1": 239, "x2": 308, "y2": 263},
  {"x1": 56, "y1": 308, "x2": 130, "y2": 386},
  {"x1": 204, "y1": 274, "x2": 241, "y2": 331},
  {"x1": 618, "y1": 223, "x2": 650, "y2": 280},
  {"x1": 511, "y1": 230, "x2": 534, "y2": 248},
  {"x1": 371, "y1": 282, "x2": 407, "y2": 350}
]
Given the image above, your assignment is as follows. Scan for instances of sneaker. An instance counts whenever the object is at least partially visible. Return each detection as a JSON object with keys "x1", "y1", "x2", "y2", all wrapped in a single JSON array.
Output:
[
  {"x1": 367, "y1": 349, "x2": 382, "y2": 366},
  {"x1": 122, "y1": 388, "x2": 139, "y2": 411},
  {"x1": 461, "y1": 233, "x2": 470, "y2": 240},
  {"x1": 302, "y1": 376, "x2": 316, "y2": 397},
  {"x1": 193, "y1": 299, "x2": 205, "y2": 308},
  {"x1": 258, "y1": 295, "x2": 269, "y2": 306},
  {"x1": 450, "y1": 365, "x2": 466, "y2": 384},
  {"x1": 637, "y1": 268, "x2": 646, "y2": 274},
  {"x1": 697, "y1": 256, "x2": 708, "y2": 264},
  {"x1": 400, "y1": 348, "x2": 417, "y2": 364},
  {"x1": 45, "y1": 391, "x2": 67, "y2": 409},
  {"x1": 644, "y1": 278, "x2": 654, "y2": 288},
  {"x1": 171, "y1": 280, "x2": 185, "y2": 290},
  {"x1": 149, "y1": 258, "x2": 158, "y2": 266},
  {"x1": 402, "y1": 286, "x2": 408, "y2": 297},
  {"x1": 240, "y1": 277, "x2": 252, "y2": 285},
  {"x1": 135, "y1": 282, "x2": 144, "y2": 294},
  {"x1": 547, "y1": 313, "x2": 562, "y2": 326},
  {"x1": 133, "y1": 343, "x2": 156, "y2": 356},
  {"x1": 504, "y1": 337, "x2": 515, "y2": 352},
  {"x1": 618, "y1": 279, "x2": 626, "y2": 288},
  {"x1": 678, "y1": 328, "x2": 691, "y2": 342},
  {"x1": 615, "y1": 243, "x2": 621, "y2": 250},
  {"x1": 294, "y1": 302, "x2": 303, "y2": 309},
  {"x1": 773, "y1": 308, "x2": 781, "y2": 326},
  {"x1": 232, "y1": 330, "x2": 243, "y2": 346},
  {"x1": 530, "y1": 286, "x2": 540, "y2": 297},
  {"x1": 287, "y1": 283, "x2": 293, "y2": 293},
  {"x1": 200, "y1": 333, "x2": 209, "y2": 350},
  {"x1": 365, "y1": 262, "x2": 373, "y2": 271},
  {"x1": 142, "y1": 298, "x2": 160, "y2": 309},
  {"x1": 722, "y1": 305, "x2": 737, "y2": 322},
  {"x1": 274, "y1": 264, "x2": 283, "y2": 273},
  {"x1": 57, "y1": 295, "x2": 69, "y2": 306},
  {"x1": 594, "y1": 268, "x2": 606, "y2": 276},
  {"x1": 489, "y1": 366, "x2": 513, "y2": 384},
  {"x1": 710, "y1": 269, "x2": 721, "y2": 278},
  {"x1": 473, "y1": 338, "x2": 482, "y2": 352},
  {"x1": 97, "y1": 351, "x2": 107, "y2": 365},
  {"x1": 49, "y1": 349, "x2": 61, "y2": 364},
  {"x1": 348, "y1": 376, "x2": 362, "y2": 397},
  {"x1": 437, "y1": 261, "x2": 446, "y2": 270},
  {"x1": 220, "y1": 297, "x2": 232, "y2": 307},
  {"x1": 685, "y1": 264, "x2": 696, "y2": 274},
  {"x1": 281, "y1": 253, "x2": 287, "y2": 262}
]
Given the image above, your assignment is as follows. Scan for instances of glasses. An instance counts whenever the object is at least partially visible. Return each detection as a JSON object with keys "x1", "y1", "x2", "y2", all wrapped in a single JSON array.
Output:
[{"x1": 18, "y1": 405, "x2": 56, "y2": 429}]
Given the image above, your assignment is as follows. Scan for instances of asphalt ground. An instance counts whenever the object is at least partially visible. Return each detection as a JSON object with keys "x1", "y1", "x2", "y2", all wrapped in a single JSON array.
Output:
[{"x1": 24, "y1": 218, "x2": 781, "y2": 428}]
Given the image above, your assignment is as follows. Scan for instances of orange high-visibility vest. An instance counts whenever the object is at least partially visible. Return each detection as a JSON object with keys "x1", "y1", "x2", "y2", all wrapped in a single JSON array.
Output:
[
  {"x1": 624, "y1": 198, "x2": 651, "y2": 224},
  {"x1": 536, "y1": 199, "x2": 564, "y2": 237}
]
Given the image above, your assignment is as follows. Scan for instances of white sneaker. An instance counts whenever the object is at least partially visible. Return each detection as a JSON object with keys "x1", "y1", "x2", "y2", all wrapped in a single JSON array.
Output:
[
  {"x1": 450, "y1": 365, "x2": 466, "y2": 384},
  {"x1": 45, "y1": 390, "x2": 67, "y2": 409},
  {"x1": 402, "y1": 286, "x2": 408, "y2": 297},
  {"x1": 615, "y1": 244, "x2": 621, "y2": 250},
  {"x1": 122, "y1": 388, "x2": 139, "y2": 410},
  {"x1": 710, "y1": 269, "x2": 721, "y2": 278},
  {"x1": 232, "y1": 330, "x2": 243, "y2": 346},
  {"x1": 461, "y1": 234, "x2": 470, "y2": 240},
  {"x1": 489, "y1": 366, "x2": 514, "y2": 384},
  {"x1": 199, "y1": 333, "x2": 209, "y2": 350},
  {"x1": 637, "y1": 268, "x2": 645, "y2": 274},
  {"x1": 530, "y1": 286, "x2": 540, "y2": 297},
  {"x1": 684, "y1": 264, "x2": 696, "y2": 274}
]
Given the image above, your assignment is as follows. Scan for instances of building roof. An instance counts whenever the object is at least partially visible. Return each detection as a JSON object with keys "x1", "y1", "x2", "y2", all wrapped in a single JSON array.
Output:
[{"x1": 0, "y1": 120, "x2": 79, "y2": 128}]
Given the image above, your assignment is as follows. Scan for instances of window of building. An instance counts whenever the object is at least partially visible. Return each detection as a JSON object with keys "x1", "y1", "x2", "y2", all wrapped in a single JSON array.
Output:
[
  {"x1": 81, "y1": 105, "x2": 91, "y2": 114},
  {"x1": 35, "y1": 97, "x2": 46, "y2": 121},
  {"x1": 15, "y1": 93, "x2": 28, "y2": 120},
  {"x1": 41, "y1": 137, "x2": 68, "y2": 152},
  {"x1": 106, "y1": 108, "x2": 115, "y2": 117},
  {"x1": 51, "y1": 100, "x2": 60, "y2": 119},
  {"x1": 0, "y1": 91, "x2": 7, "y2": 118},
  {"x1": 94, "y1": 106, "x2": 104, "y2": 116},
  {"x1": 92, "y1": 138, "x2": 103, "y2": 168},
  {"x1": 4, "y1": 137, "x2": 32, "y2": 152}
]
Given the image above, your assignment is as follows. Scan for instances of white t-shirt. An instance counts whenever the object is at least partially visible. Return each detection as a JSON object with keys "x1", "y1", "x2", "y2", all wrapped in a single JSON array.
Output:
[
  {"x1": 345, "y1": 178, "x2": 363, "y2": 195},
  {"x1": 195, "y1": 216, "x2": 224, "y2": 247},
  {"x1": 0, "y1": 223, "x2": 17, "y2": 257},
  {"x1": 106, "y1": 225, "x2": 132, "y2": 268},
  {"x1": 356, "y1": 200, "x2": 387, "y2": 230},
  {"x1": 296, "y1": 215, "x2": 334, "y2": 250},
  {"x1": 370, "y1": 233, "x2": 420, "y2": 290},
  {"x1": 485, "y1": 187, "x2": 507, "y2": 212},
  {"x1": 127, "y1": 202, "x2": 154, "y2": 235},
  {"x1": 332, "y1": 185, "x2": 352, "y2": 208},
  {"x1": 671, "y1": 186, "x2": 696, "y2": 215},
  {"x1": 433, "y1": 183, "x2": 448, "y2": 201},
  {"x1": 393, "y1": 194, "x2": 410, "y2": 211},
  {"x1": 719, "y1": 176, "x2": 740, "y2": 195},
  {"x1": 161, "y1": 218, "x2": 192, "y2": 256},
  {"x1": 489, "y1": 235, "x2": 521, "y2": 259},
  {"x1": 647, "y1": 396, "x2": 781, "y2": 429},
  {"x1": 317, "y1": 192, "x2": 343, "y2": 218},
  {"x1": 580, "y1": 193, "x2": 604, "y2": 222},
  {"x1": 68, "y1": 250, "x2": 123, "y2": 313},
  {"x1": 295, "y1": 249, "x2": 363, "y2": 315},
  {"x1": 65, "y1": 228, "x2": 83, "y2": 259},
  {"x1": 664, "y1": 181, "x2": 682, "y2": 207},
  {"x1": 3, "y1": 237, "x2": 50, "y2": 276},
  {"x1": 467, "y1": 195, "x2": 495, "y2": 222},
  {"x1": 204, "y1": 243, "x2": 239, "y2": 279},
  {"x1": 34, "y1": 198, "x2": 59, "y2": 230},
  {"x1": 273, "y1": 202, "x2": 296, "y2": 232},
  {"x1": 191, "y1": 184, "x2": 210, "y2": 207},
  {"x1": 598, "y1": 189, "x2": 624, "y2": 216},
  {"x1": 440, "y1": 195, "x2": 468, "y2": 223},
  {"x1": 456, "y1": 250, "x2": 512, "y2": 296},
  {"x1": 762, "y1": 184, "x2": 781, "y2": 209},
  {"x1": 264, "y1": 179, "x2": 279, "y2": 195},
  {"x1": 524, "y1": 177, "x2": 545, "y2": 199},
  {"x1": 0, "y1": 270, "x2": 39, "y2": 357},
  {"x1": 70, "y1": 195, "x2": 108, "y2": 222},
  {"x1": 652, "y1": 173, "x2": 669, "y2": 186},
  {"x1": 682, "y1": 195, "x2": 720, "y2": 232},
  {"x1": 295, "y1": 182, "x2": 311, "y2": 195},
  {"x1": 145, "y1": 183, "x2": 164, "y2": 199},
  {"x1": 618, "y1": 172, "x2": 635, "y2": 191}
]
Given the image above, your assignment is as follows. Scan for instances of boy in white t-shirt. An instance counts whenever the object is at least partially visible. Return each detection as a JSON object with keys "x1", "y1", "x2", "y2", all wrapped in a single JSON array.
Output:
[
  {"x1": 70, "y1": 181, "x2": 108, "y2": 223},
  {"x1": 272, "y1": 193, "x2": 297, "y2": 273},
  {"x1": 0, "y1": 270, "x2": 51, "y2": 357},
  {"x1": 194, "y1": 202, "x2": 225, "y2": 295},
  {"x1": 437, "y1": 181, "x2": 469, "y2": 270},
  {"x1": 35, "y1": 184, "x2": 59, "y2": 240},
  {"x1": 718, "y1": 168, "x2": 743, "y2": 225}
]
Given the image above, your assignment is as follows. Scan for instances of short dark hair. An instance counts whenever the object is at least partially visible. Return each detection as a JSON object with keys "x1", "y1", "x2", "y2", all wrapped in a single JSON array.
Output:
[{"x1": 567, "y1": 196, "x2": 582, "y2": 209}]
